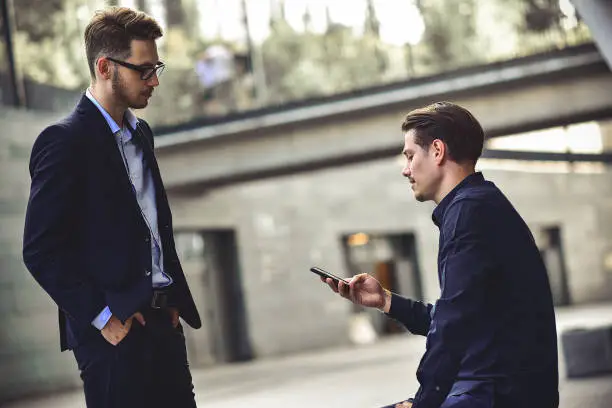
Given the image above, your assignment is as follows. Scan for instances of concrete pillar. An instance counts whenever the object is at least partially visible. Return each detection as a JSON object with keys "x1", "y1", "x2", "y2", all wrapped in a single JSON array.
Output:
[{"x1": 572, "y1": 0, "x2": 612, "y2": 70}]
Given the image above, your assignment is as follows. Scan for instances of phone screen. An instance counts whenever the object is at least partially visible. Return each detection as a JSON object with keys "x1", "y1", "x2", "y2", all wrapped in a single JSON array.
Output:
[{"x1": 310, "y1": 267, "x2": 350, "y2": 284}]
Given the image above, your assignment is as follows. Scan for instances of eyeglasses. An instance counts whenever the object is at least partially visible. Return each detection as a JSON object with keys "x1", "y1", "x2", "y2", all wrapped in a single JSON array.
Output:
[{"x1": 106, "y1": 57, "x2": 165, "y2": 81}]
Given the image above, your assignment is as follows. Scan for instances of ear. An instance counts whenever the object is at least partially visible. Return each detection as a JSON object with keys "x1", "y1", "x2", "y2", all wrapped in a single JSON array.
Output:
[
  {"x1": 431, "y1": 139, "x2": 446, "y2": 165},
  {"x1": 96, "y1": 57, "x2": 112, "y2": 81}
]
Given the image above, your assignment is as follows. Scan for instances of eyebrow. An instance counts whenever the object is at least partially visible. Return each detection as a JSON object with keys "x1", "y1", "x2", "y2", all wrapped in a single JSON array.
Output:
[{"x1": 133, "y1": 60, "x2": 161, "y2": 67}]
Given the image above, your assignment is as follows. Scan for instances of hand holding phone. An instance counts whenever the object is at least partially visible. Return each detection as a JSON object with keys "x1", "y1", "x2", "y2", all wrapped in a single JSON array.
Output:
[
  {"x1": 309, "y1": 266, "x2": 350, "y2": 285},
  {"x1": 311, "y1": 267, "x2": 390, "y2": 311}
]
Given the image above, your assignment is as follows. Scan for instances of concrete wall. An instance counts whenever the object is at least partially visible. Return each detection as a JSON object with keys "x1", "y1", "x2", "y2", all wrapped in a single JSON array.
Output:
[
  {"x1": 169, "y1": 156, "x2": 612, "y2": 359},
  {"x1": 0, "y1": 108, "x2": 82, "y2": 402}
]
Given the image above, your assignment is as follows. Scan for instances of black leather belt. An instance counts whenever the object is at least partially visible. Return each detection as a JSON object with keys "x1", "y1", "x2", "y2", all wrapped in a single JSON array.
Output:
[{"x1": 151, "y1": 289, "x2": 169, "y2": 309}]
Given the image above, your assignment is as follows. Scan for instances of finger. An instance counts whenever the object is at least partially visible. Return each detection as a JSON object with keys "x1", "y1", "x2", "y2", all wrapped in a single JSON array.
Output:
[
  {"x1": 101, "y1": 326, "x2": 124, "y2": 346},
  {"x1": 172, "y1": 310, "x2": 180, "y2": 328},
  {"x1": 337, "y1": 280, "x2": 350, "y2": 298},
  {"x1": 123, "y1": 317, "x2": 132, "y2": 332},
  {"x1": 351, "y1": 273, "x2": 369, "y2": 284},
  {"x1": 325, "y1": 277, "x2": 339, "y2": 293},
  {"x1": 133, "y1": 312, "x2": 146, "y2": 326},
  {"x1": 112, "y1": 332, "x2": 124, "y2": 346},
  {"x1": 102, "y1": 332, "x2": 115, "y2": 346},
  {"x1": 350, "y1": 273, "x2": 372, "y2": 292},
  {"x1": 168, "y1": 308, "x2": 178, "y2": 322}
]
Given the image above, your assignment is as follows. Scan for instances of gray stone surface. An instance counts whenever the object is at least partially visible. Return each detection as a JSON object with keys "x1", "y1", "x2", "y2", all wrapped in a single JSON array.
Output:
[{"x1": 0, "y1": 107, "x2": 73, "y2": 402}]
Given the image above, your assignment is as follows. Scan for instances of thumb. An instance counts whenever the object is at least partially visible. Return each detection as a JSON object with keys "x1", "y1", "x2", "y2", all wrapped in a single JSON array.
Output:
[
  {"x1": 350, "y1": 273, "x2": 369, "y2": 288},
  {"x1": 133, "y1": 312, "x2": 146, "y2": 326},
  {"x1": 353, "y1": 273, "x2": 369, "y2": 282}
]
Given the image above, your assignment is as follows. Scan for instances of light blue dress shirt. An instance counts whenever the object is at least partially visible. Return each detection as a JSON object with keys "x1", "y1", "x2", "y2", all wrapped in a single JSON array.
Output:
[{"x1": 86, "y1": 89, "x2": 173, "y2": 330}]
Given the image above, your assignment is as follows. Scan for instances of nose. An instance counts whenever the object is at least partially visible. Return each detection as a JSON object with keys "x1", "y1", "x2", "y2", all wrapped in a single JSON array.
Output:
[
  {"x1": 147, "y1": 73, "x2": 160, "y2": 87},
  {"x1": 402, "y1": 166, "x2": 411, "y2": 178}
]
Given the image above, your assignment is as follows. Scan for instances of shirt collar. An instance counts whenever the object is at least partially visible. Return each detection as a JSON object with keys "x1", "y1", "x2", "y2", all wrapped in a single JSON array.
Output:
[
  {"x1": 85, "y1": 88, "x2": 139, "y2": 140},
  {"x1": 432, "y1": 172, "x2": 484, "y2": 227}
]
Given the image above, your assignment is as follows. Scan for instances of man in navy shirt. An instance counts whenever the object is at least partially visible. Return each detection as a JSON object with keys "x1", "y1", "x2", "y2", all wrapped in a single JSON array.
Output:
[{"x1": 322, "y1": 102, "x2": 559, "y2": 408}]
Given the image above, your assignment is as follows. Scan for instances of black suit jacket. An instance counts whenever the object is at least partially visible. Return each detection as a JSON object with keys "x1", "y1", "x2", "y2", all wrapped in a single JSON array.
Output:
[{"x1": 23, "y1": 95, "x2": 201, "y2": 351}]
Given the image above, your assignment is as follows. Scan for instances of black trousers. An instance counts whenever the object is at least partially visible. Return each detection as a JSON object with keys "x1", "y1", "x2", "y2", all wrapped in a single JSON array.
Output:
[
  {"x1": 380, "y1": 398, "x2": 414, "y2": 408},
  {"x1": 72, "y1": 308, "x2": 196, "y2": 408},
  {"x1": 381, "y1": 382, "x2": 494, "y2": 408},
  {"x1": 381, "y1": 394, "x2": 491, "y2": 408}
]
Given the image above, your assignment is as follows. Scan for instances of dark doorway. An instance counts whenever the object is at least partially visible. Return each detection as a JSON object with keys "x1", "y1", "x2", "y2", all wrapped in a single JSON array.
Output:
[
  {"x1": 537, "y1": 226, "x2": 571, "y2": 306},
  {"x1": 175, "y1": 230, "x2": 253, "y2": 365},
  {"x1": 341, "y1": 232, "x2": 423, "y2": 335}
]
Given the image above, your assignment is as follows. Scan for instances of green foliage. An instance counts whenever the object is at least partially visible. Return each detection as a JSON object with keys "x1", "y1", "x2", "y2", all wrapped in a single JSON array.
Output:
[
  {"x1": 416, "y1": 0, "x2": 484, "y2": 69},
  {"x1": 13, "y1": 0, "x2": 64, "y2": 43},
  {"x1": 11, "y1": 0, "x2": 91, "y2": 88}
]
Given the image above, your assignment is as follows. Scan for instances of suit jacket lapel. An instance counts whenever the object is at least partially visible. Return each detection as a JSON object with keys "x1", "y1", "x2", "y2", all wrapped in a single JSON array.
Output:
[
  {"x1": 133, "y1": 122, "x2": 170, "y2": 214},
  {"x1": 133, "y1": 123, "x2": 159, "y2": 182},
  {"x1": 76, "y1": 95, "x2": 142, "y2": 214}
]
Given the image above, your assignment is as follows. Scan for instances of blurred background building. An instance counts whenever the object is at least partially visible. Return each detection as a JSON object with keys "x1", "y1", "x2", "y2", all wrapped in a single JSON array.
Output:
[{"x1": 2, "y1": 0, "x2": 612, "y2": 404}]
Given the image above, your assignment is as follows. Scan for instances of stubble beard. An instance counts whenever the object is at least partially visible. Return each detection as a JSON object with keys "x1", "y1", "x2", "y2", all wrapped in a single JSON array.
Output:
[{"x1": 112, "y1": 68, "x2": 147, "y2": 110}]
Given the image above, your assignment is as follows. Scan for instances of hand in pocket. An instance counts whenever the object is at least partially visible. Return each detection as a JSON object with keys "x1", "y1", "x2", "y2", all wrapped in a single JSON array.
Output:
[{"x1": 101, "y1": 312, "x2": 146, "y2": 345}]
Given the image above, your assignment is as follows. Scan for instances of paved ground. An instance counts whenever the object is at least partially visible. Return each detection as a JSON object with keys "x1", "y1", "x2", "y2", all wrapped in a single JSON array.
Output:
[{"x1": 6, "y1": 303, "x2": 612, "y2": 408}]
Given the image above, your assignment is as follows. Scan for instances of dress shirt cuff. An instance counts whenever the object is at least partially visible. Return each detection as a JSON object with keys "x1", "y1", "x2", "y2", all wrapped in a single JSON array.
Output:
[
  {"x1": 385, "y1": 293, "x2": 405, "y2": 319},
  {"x1": 91, "y1": 306, "x2": 112, "y2": 330}
]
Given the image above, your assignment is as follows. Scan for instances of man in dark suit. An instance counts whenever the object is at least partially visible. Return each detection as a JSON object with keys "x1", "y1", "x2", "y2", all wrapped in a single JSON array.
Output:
[
  {"x1": 22, "y1": 7, "x2": 201, "y2": 408},
  {"x1": 322, "y1": 102, "x2": 559, "y2": 408}
]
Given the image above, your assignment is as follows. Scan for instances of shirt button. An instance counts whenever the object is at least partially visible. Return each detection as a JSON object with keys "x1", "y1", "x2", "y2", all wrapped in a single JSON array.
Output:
[
  {"x1": 145, "y1": 236, "x2": 150, "y2": 243},
  {"x1": 145, "y1": 269, "x2": 151, "y2": 276},
  {"x1": 435, "y1": 386, "x2": 441, "y2": 391}
]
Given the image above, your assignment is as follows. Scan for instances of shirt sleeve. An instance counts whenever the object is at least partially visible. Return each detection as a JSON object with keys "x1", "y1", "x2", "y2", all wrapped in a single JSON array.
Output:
[
  {"x1": 413, "y1": 200, "x2": 495, "y2": 408},
  {"x1": 92, "y1": 306, "x2": 113, "y2": 330},
  {"x1": 386, "y1": 293, "x2": 434, "y2": 336}
]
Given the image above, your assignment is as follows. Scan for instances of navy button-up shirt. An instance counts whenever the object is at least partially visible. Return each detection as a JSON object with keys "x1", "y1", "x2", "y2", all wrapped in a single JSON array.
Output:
[{"x1": 388, "y1": 172, "x2": 558, "y2": 408}]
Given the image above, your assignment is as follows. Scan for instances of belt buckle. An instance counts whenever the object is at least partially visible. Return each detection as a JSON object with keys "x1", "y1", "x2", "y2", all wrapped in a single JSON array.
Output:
[{"x1": 151, "y1": 290, "x2": 168, "y2": 309}]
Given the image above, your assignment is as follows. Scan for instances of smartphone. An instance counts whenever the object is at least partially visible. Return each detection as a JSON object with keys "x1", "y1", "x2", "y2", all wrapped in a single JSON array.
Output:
[{"x1": 310, "y1": 266, "x2": 350, "y2": 285}]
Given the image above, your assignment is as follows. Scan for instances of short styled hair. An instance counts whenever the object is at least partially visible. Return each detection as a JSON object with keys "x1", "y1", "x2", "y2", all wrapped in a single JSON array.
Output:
[
  {"x1": 401, "y1": 102, "x2": 485, "y2": 164},
  {"x1": 84, "y1": 7, "x2": 163, "y2": 79}
]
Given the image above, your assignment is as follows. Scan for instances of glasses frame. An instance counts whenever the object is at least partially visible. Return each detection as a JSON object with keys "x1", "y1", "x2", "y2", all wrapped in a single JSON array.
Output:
[{"x1": 106, "y1": 57, "x2": 165, "y2": 80}]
